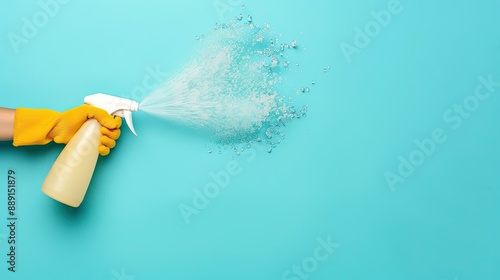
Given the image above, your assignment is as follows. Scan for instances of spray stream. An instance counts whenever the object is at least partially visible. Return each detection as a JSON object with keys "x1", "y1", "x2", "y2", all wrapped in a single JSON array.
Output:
[{"x1": 139, "y1": 21, "x2": 307, "y2": 145}]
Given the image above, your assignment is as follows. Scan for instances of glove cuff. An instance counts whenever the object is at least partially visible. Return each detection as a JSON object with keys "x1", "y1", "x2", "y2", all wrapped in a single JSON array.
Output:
[{"x1": 13, "y1": 108, "x2": 60, "y2": 146}]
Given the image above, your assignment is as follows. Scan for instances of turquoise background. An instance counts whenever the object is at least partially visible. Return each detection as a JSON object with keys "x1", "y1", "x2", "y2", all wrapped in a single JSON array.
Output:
[{"x1": 1, "y1": 0, "x2": 500, "y2": 279}]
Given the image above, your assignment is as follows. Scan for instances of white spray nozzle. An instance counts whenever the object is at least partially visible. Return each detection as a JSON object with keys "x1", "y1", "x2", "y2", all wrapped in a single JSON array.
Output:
[{"x1": 84, "y1": 93, "x2": 139, "y2": 136}]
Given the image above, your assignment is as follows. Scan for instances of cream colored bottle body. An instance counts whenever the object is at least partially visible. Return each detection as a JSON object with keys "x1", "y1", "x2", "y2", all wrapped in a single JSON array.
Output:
[{"x1": 42, "y1": 119, "x2": 101, "y2": 207}]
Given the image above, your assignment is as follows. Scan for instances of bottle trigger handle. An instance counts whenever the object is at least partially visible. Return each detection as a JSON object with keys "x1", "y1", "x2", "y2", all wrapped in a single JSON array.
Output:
[{"x1": 123, "y1": 110, "x2": 137, "y2": 136}]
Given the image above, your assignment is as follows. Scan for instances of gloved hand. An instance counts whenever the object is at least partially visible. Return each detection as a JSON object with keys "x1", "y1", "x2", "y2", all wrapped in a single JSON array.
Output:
[{"x1": 13, "y1": 104, "x2": 121, "y2": 156}]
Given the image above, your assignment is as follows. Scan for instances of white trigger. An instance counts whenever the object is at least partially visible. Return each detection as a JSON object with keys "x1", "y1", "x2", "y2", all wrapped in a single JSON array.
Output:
[{"x1": 124, "y1": 110, "x2": 137, "y2": 136}]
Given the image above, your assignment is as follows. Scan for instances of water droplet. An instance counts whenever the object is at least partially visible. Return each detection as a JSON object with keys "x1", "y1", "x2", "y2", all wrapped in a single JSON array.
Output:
[
  {"x1": 218, "y1": 150, "x2": 222, "y2": 154},
  {"x1": 267, "y1": 147, "x2": 273, "y2": 153},
  {"x1": 241, "y1": 148, "x2": 245, "y2": 152},
  {"x1": 311, "y1": 80, "x2": 315, "y2": 85},
  {"x1": 247, "y1": 15, "x2": 253, "y2": 22},
  {"x1": 256, "y1": 137, "x2": 262, "y2": 142},
  {"x1": 270, "y1": 56, "x2": 279, "y2": 68},
  {"x1": 290, "y1": 40, "x2": 297, "y2": 48},
  {"x1": 283, "y1": 61, "x2": 289, "y2": 67},
  {"x1": 266, "y1": 128, "x2": 273, "y2": 139},
  {"x1": 296, "y1": 62, "x2": 300, "y2": 66},
  {"x1": 236, "y1": 152, "x2": 241, "y2": 156},
  {"x1": 301, "y1": 87, "x2": 305, "y2": 93},
  {"x1": 207, "y1": 149, "x2": 212, "y2": 154},
  {"x1": 247, "y1": 144, "x2": 251, "y2": 148},
  {"x1": 236, "y1": 13, "x2": 243, "y2": 21},
  {"x1": 195, "y1": 35, "x2": 200, "y2": 40},
  {"x1": 264, "y1": 48, "x2": 273, "y2": 56},
  {"x1": 323, "y1": 68, "x2": 328, "y2": 73},
  {"x1": 305, "y1": 87, "x2": 310, "y2": 92},
  {"x1": 241, "y1": 4, "x2": 246, "y2": 9}
]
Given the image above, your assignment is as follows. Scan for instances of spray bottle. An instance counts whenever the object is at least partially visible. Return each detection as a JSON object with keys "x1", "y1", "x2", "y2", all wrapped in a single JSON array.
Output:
[{"x1": 41, "y1": 93, "x2": 139, "y2": 207}]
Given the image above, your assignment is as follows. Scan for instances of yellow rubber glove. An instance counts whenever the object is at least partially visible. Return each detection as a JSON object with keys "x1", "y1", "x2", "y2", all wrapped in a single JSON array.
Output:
[{"x1": 13, "y1": 104, "x2": 121, "y2": 156}]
